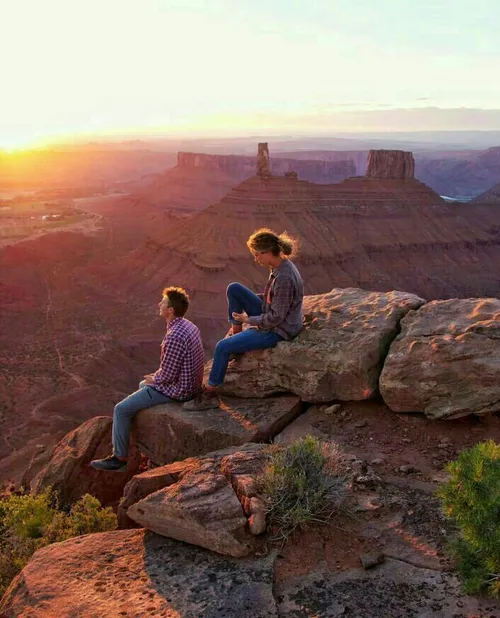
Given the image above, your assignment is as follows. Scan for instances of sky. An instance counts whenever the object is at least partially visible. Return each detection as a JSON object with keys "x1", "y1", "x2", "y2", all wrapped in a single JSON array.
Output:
[{"x1": 1, "y1": 0, "x2": 500, "y2": 149}]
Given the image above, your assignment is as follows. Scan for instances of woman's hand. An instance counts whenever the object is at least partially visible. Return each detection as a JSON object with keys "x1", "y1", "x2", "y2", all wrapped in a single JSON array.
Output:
[{"x1": 232, "y1": 311, "x2": 249, "y2": 324}]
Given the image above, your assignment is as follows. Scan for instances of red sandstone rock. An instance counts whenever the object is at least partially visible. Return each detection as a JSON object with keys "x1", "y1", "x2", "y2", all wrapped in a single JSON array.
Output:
[
  {"x1": 366, "y1": 150, "x2": 415, "y2": 179},
  {"x1": 124, "y1": 444, "x2": 269, "y2": 556},
  {"x1": 132, "y1": 394, "x2": 302, "y2": 466},
  {"x1": 257, "y1": 142, "x2": 271, "y2": 177},
  {"x1": 120, "y1": 167, "x2": 500, "y2": 360},
  {"x1": 4, "y1": 145, "x2": 500, "y2": 489},
  {"x1": 380, "y1": 298, "x2": 500, "y2": 419},
  {"x1": 217, "y1": 288, "x2": 425, "y2": 402},
  {"x1": 0, "y1": 529, "x2": 277, "y2": 618},
  {"x1": 27, "y1": 416, "x2": 140, "y2": 506},
  {"x1": 138, "y1": 150, "x2": 357, "y2": 214}
]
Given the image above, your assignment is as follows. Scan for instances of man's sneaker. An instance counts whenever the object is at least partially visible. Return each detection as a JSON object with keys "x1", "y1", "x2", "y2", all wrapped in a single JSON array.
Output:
[
  {"x1": 183, "y1": 389, "x2": 220, "y2": 411},
  {"x1": 90, "y1": 455, "x2": 127, "y2": 472}
]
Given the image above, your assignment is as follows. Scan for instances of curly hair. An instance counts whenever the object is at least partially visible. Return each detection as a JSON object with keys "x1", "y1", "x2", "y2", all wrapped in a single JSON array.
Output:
[{"x1": 246, "y1": 228, "x2": 299, "y2": 258}]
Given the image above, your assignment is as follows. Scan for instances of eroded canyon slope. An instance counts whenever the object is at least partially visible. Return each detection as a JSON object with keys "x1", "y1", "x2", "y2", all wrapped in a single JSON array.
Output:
[
  {"x1": 2, "y1": 147, "x2": 500, "y2": 484},
  {"x1": 134, "y1": 151, "x2": 356, "y2": 214},
  {"x1": 473, "y1": 179, "x2": 500, "y2": 204},
  {"x1": 116, "y1": 149, "x2": 500, "y2": 349}
]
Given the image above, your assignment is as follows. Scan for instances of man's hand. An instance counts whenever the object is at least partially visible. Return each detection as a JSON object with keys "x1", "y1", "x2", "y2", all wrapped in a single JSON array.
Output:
[
  {"x1": 143, "y1": 374, "x2": 155, "y2": 384},
  {"x1": 232, "y1": 311, "x2": 249, "y2": 324}
]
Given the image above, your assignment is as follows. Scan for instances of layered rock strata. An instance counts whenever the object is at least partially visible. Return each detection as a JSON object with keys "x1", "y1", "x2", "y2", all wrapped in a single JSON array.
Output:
[
  {"x1": 124, "y1": 443, "x2": 269, "y2": 557},
  {"x1": 137, "y1": 149, "x2": 357, "y2": 215},
  {"x1": 366, "y1": 149, "x2": 415, "y2": 179},
  {"x1": 176, "y1": 150, "x2": 356, "y2": 184},
  {"x1": 380, "y1": 298, "x2": 500, "y2": 419}
]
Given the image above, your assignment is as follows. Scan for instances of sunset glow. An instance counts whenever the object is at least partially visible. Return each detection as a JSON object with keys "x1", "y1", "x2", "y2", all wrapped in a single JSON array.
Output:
[{"x1": 2, "y1": 0, "x2": 500, "y2": 149}]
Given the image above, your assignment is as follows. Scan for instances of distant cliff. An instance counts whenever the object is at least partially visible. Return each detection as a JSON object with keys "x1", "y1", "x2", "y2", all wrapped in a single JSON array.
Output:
[
  {"x1": 416, "y1": 146, "x2": 500, "y2": 198},
  {"x1": 177, "y1": 152, "x2": 356, "y2": 184},
  {"x1": 472, "y1": 179, "x2": 500, "y2": 203}
]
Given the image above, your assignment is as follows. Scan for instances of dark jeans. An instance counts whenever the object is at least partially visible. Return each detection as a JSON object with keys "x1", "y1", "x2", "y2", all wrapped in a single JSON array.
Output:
[{"x1": 208, "y1": 283, "x2": 282, "y2": 386}]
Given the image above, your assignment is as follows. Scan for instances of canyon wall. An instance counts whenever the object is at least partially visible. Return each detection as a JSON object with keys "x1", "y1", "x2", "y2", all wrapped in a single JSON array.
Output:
[
  {"x1": 416, "y1": 146, "x2": 500, "y2": 198},
  {"x1": 473, "y1": 179, "x2": 500, "y2": 203},
  {"x1": 176, "y1": 151, "x2": 356, "y2": 183}
]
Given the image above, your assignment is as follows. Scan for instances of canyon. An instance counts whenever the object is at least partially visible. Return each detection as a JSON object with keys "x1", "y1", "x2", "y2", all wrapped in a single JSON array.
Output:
[
  {"x1": 120, "y1": 148, "x2": 500, "y2": 352},
  {"x1": 473, "y1": 178, "x2": 500, "y2": 203},
  {"x1": 1, "y1": 145, "x2": 500, "y2": 487},
  {"x1": 132, "y1": 150, "x2": 356, "y2": 214}
]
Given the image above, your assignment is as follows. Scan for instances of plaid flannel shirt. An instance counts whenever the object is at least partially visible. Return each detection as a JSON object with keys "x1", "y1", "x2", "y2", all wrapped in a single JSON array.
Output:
[
  {"x1": 248, "y1": 259, "x2": 304, "y2": 340},
  {"x1": 151, "y1": 317, "x2": 204, "y2": 401}
]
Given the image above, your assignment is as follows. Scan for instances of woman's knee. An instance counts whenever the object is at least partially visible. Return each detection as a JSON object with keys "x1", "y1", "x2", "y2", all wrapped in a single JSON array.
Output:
[{"x1": 226, "y1": 282, "x2": 244, "y2": 297}]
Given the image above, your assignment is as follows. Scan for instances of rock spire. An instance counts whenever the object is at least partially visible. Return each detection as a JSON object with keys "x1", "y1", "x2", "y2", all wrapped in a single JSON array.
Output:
[{"x1": 256, "y1": 142, "x2": 271, "y2": 177}]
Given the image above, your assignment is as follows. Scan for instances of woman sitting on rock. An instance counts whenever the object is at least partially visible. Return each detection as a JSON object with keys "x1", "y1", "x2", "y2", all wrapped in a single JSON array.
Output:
[{"x1": 185, "y1": 228, "x2": 304, "y2": 410}]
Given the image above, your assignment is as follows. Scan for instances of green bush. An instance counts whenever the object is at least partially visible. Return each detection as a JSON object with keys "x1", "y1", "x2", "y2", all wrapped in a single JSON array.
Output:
[
  {"x1": 437, "y1": 440, "x2": 500, "y2": 598},
  {"x1": 0, "y1": 488, "x2": 117, "y2": 596},
  {"x1": 262, "y1": 435, "x2": 346, "y2": 541}
]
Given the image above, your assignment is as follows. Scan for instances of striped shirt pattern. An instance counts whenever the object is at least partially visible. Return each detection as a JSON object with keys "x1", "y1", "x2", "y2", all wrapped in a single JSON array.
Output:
[{"x1": 151, "y1": 317, "x2": 204, "y2": 401}]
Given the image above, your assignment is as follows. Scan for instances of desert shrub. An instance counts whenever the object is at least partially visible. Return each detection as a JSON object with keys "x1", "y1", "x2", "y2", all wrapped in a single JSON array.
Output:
[
  {"x1": 437, "y1": 440, "x2": 500, "y2": 598},
  {"x1": 0, "y1": 488, "x2": 116, "y2": 596},
  {"x1": 262, "y1": 435, "x2": 346, "y2": 541}
]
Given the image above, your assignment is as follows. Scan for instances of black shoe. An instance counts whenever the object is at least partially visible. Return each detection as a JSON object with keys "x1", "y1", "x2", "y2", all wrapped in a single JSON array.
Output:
[{"x1": 90, "y1": 455, "x2": 127, "y2": 472}]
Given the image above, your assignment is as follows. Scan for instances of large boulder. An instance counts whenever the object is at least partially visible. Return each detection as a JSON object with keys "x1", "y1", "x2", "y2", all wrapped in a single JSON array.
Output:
[
  {"x1": 217, "y1": 288, "x2": 425, "y2": 402},
  {"x1": 0, "y1": 529, "x2": 278, "y2": 618},
  {"x1": 133, "y1": 394, "x2": 302, "y2": 465},
  {"x1": 26, "y1": 416, "x2": 140, "y2": 506},
  {"x1": 125, "y1": 443, "x2": 269, "y2": 557},
  {"x1": 380, "y1": 298, "x2": 500, "y2": 419}
]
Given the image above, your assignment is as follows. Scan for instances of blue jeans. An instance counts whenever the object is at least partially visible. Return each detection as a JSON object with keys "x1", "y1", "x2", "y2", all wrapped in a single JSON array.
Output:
[
  {"x1": 208, "y1": 282, "x2": 282, "y2": 386},
  {"x1": 112, "y1": 381, "x2": 174, "y2": 458},
  {"x1": 227, "y1": 281, "x2": 263, "y2": 325}
]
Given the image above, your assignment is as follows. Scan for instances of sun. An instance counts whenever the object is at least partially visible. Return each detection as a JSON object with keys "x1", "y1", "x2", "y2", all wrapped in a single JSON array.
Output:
[{"x1": 0, "y1": 137, "x2": 35, "y2": 153}]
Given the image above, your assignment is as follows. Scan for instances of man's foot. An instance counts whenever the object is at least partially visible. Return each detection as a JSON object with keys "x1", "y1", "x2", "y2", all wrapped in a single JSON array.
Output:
[
  {"x1": 90, "y1": 455, "x2": 127, "y2": 472},
  {"x1": 183, "y1": 389, "x2": 220, "y2": 411}
]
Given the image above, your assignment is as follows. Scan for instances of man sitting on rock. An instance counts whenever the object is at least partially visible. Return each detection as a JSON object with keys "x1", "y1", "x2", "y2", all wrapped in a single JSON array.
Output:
[{"x1": 91, "y1": 287, "x2": 204, "y2": 472}]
